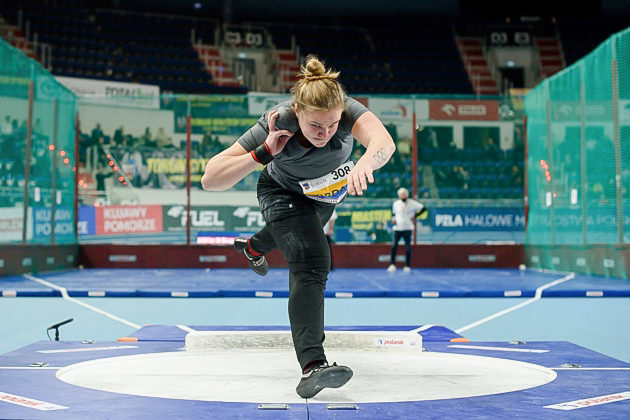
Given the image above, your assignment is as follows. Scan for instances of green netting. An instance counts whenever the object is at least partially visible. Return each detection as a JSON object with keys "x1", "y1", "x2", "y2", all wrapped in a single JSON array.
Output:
[
  {"x1": 0, "y1": 38, "x2": 78, "y2": 244},
  {"x1": 525, "y1": 27, "x2": 630, "y2": 277}
]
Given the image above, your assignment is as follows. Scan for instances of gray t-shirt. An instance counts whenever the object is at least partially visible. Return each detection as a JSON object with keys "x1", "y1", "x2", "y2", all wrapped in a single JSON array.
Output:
[{"x1": 237, "y1": 97, "x2": 368, "y2": 196}]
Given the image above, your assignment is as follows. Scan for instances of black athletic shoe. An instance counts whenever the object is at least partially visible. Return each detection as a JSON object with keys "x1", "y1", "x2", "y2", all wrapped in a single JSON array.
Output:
[
  {"x1": 296, "y1": 362, "x2": 353, "y2": 399},
  {"x1": 234, "y1": 237, "x2": 268, "y2": 276}
]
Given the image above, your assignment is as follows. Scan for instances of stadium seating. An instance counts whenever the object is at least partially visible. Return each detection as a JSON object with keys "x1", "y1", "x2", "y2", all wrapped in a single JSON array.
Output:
[{"x1": 0, "y1": 0, "x2": 245, "y2": 94}]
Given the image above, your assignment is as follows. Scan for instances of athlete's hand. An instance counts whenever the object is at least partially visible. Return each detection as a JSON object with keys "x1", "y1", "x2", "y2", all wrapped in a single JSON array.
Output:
[
  {"x1": 347, "y1": 159, "x2": 374, "y2": 196},
  {"x1": 265, "y1": 110, "x2": 294, "y2": 156}
]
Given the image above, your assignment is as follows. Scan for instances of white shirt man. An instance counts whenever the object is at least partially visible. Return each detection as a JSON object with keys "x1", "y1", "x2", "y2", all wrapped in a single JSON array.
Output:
[{"x1": 388, "y1": 188, "x2": 426, "y2": 272}]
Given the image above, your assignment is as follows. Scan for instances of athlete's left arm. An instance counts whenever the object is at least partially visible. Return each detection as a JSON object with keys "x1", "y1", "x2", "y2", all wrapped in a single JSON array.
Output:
[{"x1": 348, "y1": 111, "x2": 396, "y2": 196}]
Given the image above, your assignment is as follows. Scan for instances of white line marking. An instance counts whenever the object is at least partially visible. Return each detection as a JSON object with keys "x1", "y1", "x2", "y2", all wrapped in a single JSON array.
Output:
[
  {"x1": 448, "y1": 344, "x2": 549, "y2": 353},
  {"x1": 455, "y1": 273, "x2": 575, "y2": 334},
  {"x1": 176, "y1": 325, "x2": 197, "y2": 333},
  {"x1": 552, "y1": 367, "x2": 630, "y2": 370},
  {"x1": 410, "y1": 324, "x2": 435, "y2": 333},
  {"x1": 0, "y1": 367, "x2": 62, "y2": 370},
  {"x1": 37, "y1": 345, "x2": 138, "y2": 353},
  {"x1": 23, "y1": 274, "x2": 140, "y2": 329}
]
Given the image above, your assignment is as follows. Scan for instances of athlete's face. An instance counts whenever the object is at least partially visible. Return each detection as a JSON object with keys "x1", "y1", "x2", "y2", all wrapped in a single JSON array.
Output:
[{"x1": 294, "y1": 106, "x2": 343, "y2": 147}]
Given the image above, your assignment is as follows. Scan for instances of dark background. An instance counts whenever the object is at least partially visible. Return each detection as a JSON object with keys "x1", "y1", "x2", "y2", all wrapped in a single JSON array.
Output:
[{"x1": 85, "y1": 0, "x2": 628, "y2": 22}]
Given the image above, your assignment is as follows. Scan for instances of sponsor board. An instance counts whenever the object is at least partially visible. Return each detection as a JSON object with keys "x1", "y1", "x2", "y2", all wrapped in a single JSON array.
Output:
[
  {"x1": 170, "y1": 95, "x2": 255, "y2": 135},
  {"x1": 109, "y1": 255, "x2": 137, "y2": 262},
  {"x1": 32, "y1": 206, "x2": 74, "y2": 240},
  {"x1": 0, "y1": 207, "x2": 27, "y2": 241},
  {"x1": 198, "y1": 255, "x2": 228, "y2": 262},
  {"x1": 341, "y1": 208, "x2": 392, "y2": 230},
  {"x1": 432, "y1": 208, "x2": 524, "y2": 232},
  {"x1": 0, "y1": 75, "x2": 30, "y2": 98},
  {"x1": 56, "y1": 76, "x2": 160, "y2": 109},
  {"x1": 163, "y1": 205, "x2": 264, "y2": 232},
  {"x1": 368, "y1": 97, "x2": 415, "y2": 120},
  {"x1": 551, "y1": 100, "x2": 610, "y2": 122},
  {"x1": 106, "y1": 147, "x2": 207, "y2": 190},
  {"x1": 528, "y1": 205, "x2": 630, "y2": 232},
  {"x1": 430, "y1": 100, "x2": 499, "y2": 121},
  {"x1": 95, "y1": 205, "x2": 163, "y2": 234},
  {"x1": 78, "y1": 206, "x2": 95, "y2": 235},
  {"x1": 469, "y1": 254, "x2": 497, "y2": 262},
  {"x1": 247, "y1": 92, "x2": 290, "y2": 115}
]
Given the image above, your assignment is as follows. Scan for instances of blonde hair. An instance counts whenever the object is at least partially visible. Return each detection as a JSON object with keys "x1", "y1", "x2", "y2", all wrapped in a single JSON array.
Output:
[{"x1": 290, "y1": 55, "x2": 346, "y2": 113}]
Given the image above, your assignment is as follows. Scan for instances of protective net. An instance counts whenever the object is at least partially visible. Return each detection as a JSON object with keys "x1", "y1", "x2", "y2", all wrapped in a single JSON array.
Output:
[
  {"x1": 0, "y1": 38, "x2": 77, "y2": 244},
  {"x1": 524, "y1": 27, "x2": 630, "y2": 277}
]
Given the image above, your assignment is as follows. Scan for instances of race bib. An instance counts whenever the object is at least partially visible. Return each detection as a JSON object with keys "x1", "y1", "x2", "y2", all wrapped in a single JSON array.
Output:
[{"x1": 299, "y1": 161, "x2": 354, "y2": 204}]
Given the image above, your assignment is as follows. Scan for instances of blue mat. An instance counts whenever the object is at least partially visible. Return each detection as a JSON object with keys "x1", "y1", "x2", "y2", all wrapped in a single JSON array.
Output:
[
  {"x1": 1, "y1": 268, "x2": 629, "y2": 298},
  {"x1": 1, "y1": 330, "x2": 628, "y2": 419}
]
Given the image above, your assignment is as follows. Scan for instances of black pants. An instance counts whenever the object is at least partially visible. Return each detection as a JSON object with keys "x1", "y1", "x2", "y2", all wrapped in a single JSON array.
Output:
[
  {"x1": 249, "y1": 169, "x2": 335, "y2": 370},
  {"x1": 390, "y1": 230, "x2": 412, "y2": 267},
  {"x1": 325, "y1": 235, "x2": 335, "y2": 270}
]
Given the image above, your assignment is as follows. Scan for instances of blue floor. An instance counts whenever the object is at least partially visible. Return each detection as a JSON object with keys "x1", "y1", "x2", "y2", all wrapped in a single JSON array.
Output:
[
  {"x1": 2, "y1": 268, "x2": 629, "y2": 298},
  {"x1": 1, "y1": 268, "x2": 629, "y2": 418}
]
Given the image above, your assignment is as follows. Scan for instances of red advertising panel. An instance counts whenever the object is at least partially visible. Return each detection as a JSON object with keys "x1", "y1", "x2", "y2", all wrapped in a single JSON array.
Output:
[
  {"x1": 95, "y1": 205, "x2": 163, "y2": 235},
  {"x1": 430, "y1": 100, "x2": 499, "y2": 121}
]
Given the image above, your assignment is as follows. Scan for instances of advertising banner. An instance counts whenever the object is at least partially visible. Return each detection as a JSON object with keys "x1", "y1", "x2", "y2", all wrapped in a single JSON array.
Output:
[
  {"x1": 431, "y1": 207, "x2": 525, "y2": 232},
  {"x1": 0, "y1": 207, "x2": 26, "y2": 241},
  {"x1": 0, "y1": 75, "x2": 29, "y2": 99},
  {"x1": 430, "y1": 100, "x2": 499, "y2": 121},
  {"x1": 550, "y1": 100, "x2": 610, "y2": 122},
  {"x1": 95, "y1": 205, "x2": 163, "y2": 235},
  {"x1": 528, "y1": 205, "x2": 630, "y2": 232},
  {"x1": 32, "y1": 206, "x2": 74, "y2": 241},
  {"x1": 336, "y1": 207, "x2": 392, "y2": 231},
  {"x1": 56, "y1": 76, "x2": 160, "y2": 109},
  {"x1": 107, "y1": 147, "x2": 207, "y2": 189},
  {"x1": 368, "y1": 97, "x2": 414, "y2": 120},
  {"x1": 78, "y1": 206, "x2": 96, "y2": 236},
  {"x1": 162, "y1": 205, "x2": 265, "y2": 232},
  {"x1": 247, "y1": 92, "x2": 290, "y2": 115},
  {"x1": 171, "y1": 95, "x2": 256, "y2": 135}
]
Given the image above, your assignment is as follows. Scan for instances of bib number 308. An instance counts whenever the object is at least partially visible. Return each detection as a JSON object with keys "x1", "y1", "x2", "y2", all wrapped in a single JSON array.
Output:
[{"x1": 331, "y1": 165, "x2": 352, "y2": 180}]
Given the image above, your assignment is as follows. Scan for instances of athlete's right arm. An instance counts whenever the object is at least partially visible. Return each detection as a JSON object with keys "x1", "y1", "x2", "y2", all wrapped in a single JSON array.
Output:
[
  {"x1": 201, "y1": 110, "x2": 293, "y2": 191},
  {"x1": 200, "y1": 141, "x2": 260, "y2": 191}
]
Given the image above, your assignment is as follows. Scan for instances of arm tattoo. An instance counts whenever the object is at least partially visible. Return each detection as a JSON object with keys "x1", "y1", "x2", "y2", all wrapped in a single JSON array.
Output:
[{"x1": 373, "y1": 147, "x2": 388, "y2": 164}]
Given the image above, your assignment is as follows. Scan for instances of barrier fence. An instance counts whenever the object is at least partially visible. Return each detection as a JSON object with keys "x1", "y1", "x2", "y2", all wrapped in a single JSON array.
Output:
[{"x1": 524, "y1": 27, "x2": 630, "y2": 278}]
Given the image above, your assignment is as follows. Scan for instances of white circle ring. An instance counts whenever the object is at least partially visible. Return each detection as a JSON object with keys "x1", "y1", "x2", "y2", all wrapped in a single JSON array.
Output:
[{"x1": 56, "y1": 349, "x2": 556, "y2": 403}]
